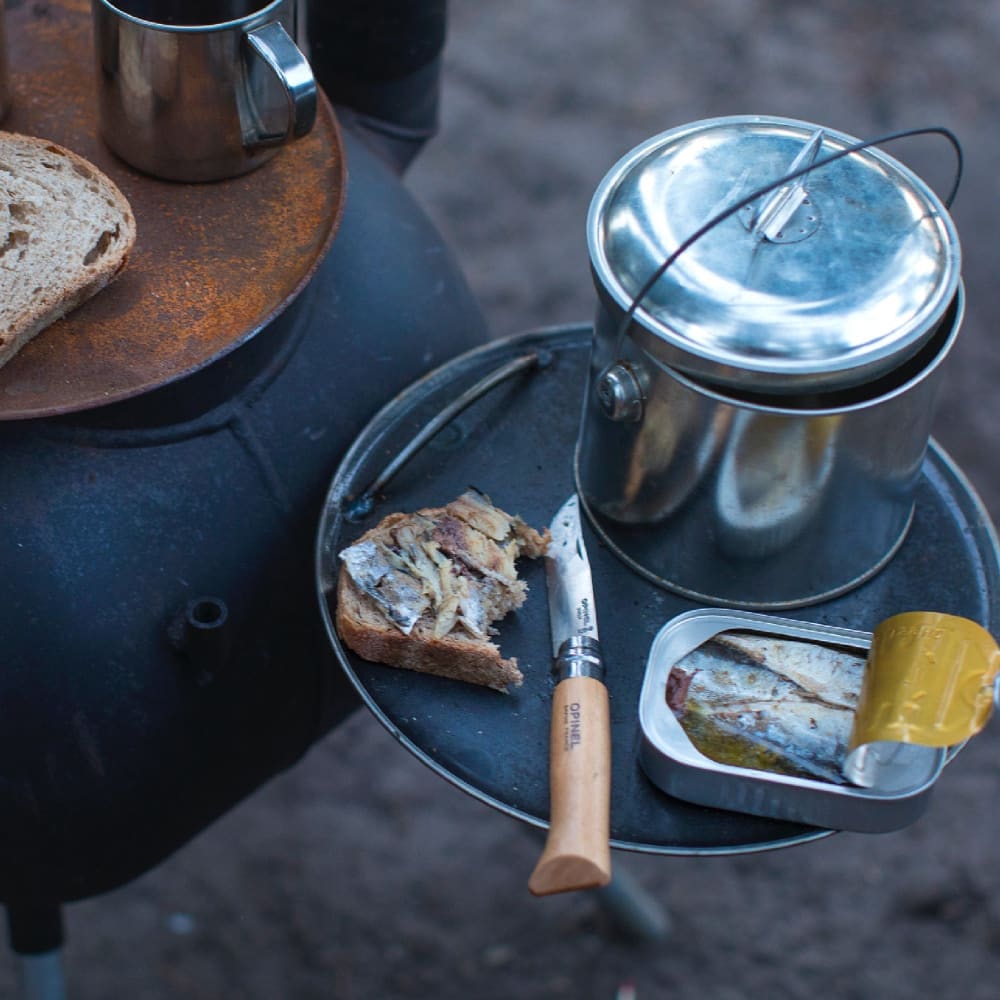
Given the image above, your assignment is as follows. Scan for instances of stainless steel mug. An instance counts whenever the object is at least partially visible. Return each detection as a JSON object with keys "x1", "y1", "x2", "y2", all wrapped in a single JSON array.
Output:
[
  {"x1": 91, "y1": 0, "x2": 317, "y2": 181},
  {"x1": 0, "y1": 2, "x2": 10, "y2": 123}
]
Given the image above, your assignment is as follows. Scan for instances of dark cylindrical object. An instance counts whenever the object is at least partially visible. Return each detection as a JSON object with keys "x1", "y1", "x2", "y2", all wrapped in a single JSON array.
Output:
[
  {"x1": 0, "y1": 129, "x2": 488, "y2": 904},
  {"x1": 6, "y1": 903, "x2": 63, "y2": 956},
  {"x1": 307, "y1": 0, "x2": 448, "y2": 169}
]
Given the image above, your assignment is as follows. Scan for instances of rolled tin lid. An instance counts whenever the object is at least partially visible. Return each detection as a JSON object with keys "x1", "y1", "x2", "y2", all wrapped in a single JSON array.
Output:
[{"x1": 587, "y1": 116, "x2": 962, "y2": 394}]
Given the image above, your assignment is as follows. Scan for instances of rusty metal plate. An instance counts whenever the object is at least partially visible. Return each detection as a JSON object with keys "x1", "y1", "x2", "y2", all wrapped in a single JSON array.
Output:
[{"x1": 0, "y1": 0, "x2": 346, "y2": 419}]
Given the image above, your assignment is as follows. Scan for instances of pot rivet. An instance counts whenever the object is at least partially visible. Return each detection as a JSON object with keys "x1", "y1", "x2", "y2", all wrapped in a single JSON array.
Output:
[{"x1": 597, "y1": 363, "x2": 644, "y2": 422}]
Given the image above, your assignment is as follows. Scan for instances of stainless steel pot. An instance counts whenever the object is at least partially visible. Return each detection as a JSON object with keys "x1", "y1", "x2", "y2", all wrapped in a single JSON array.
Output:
[{"x1": 577, "y1": 115, "x2": 964, "y2": 608}]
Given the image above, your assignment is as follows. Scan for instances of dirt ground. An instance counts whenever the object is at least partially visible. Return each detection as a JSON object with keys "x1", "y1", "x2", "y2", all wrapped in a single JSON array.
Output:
[{"x1": 7, "y1": 2, "x2": 1000, "y2": 997}]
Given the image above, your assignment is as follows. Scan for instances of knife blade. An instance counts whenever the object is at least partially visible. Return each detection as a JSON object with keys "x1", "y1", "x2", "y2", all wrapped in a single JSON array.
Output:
[{"x1": 528, "y1": 493, "x2": 612, "y2": 896}]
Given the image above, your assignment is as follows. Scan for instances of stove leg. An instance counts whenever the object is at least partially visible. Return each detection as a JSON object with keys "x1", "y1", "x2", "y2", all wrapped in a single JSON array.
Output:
[
  {"x1": 590, "y1": 858, "x2": 671, "y2": 943},
  {"x1": 525, "y1": 827, "x2": 670, "y2": 941},
  {"x1": 6, "y1": 903, "x2": 68, "y2": 1000},
  {"x1": 17, "y1": 951, "x2": 68, "y2": 1000}
]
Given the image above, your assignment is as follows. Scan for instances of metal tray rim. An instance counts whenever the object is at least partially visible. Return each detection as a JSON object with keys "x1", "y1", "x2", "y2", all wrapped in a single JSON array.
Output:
[{"x1": 314, "y1": 324, "x2": 995, "y2": 851}]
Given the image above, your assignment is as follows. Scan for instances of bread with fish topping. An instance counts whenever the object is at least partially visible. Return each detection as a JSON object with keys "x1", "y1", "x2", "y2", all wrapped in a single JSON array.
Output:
[
  {"x1": 336, "y1": 490, "x2": 550, "y2": 691},
  {"x1": 0, "y1": 132, "x2": 136, "y2": 370}
]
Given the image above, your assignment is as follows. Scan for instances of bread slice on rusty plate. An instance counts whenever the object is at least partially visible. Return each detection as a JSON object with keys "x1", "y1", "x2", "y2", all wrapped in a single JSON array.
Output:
[
  {"x1": 0, "y1": 131, "x2": 136, "y2": 370},
  {"x1": 336, "y1": 490, "x2": 550, "y2": 692}
]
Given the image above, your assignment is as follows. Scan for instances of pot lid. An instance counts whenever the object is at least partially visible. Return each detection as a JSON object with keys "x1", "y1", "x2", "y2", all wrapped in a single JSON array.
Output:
[{"x1": 587, "y1": 116, "x2": 961, "y2": 392}]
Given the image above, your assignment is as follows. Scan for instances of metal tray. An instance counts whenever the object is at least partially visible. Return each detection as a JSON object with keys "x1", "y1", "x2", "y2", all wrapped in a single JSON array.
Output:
[
  {"x1": 638, "y1": 609, "x2": 946, "y2": 833},
  {"x1": 315, "y1": 325, "x2": 1000, "y2": 855}
]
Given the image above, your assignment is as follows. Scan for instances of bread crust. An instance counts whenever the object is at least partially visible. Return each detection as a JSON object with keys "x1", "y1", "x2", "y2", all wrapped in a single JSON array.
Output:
[
  {"x1": 335, "y1": 494, "x2": 549, "y2": 692},
  {"x1": 0, "y1": 131, "x2": 136, "y2": 369}
]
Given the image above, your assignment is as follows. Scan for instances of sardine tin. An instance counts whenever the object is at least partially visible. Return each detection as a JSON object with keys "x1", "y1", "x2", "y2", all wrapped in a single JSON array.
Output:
[{"x1": 638, "y1": 609, "x2": 946, "y2": 833}]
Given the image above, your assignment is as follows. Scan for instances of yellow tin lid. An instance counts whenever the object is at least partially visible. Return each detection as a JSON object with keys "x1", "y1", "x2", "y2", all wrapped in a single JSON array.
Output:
[{"x1": 846, "y1": 612, "x2": 1000, "y2": 786}]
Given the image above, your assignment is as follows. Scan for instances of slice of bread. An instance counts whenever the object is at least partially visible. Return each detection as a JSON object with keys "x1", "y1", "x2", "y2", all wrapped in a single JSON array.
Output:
[
  {"x1": 336, "y1": 490, "x2": 550, "y2": 692},
  {"x1": 0, "y1": 132, "x2": 136, "y2": 370}
]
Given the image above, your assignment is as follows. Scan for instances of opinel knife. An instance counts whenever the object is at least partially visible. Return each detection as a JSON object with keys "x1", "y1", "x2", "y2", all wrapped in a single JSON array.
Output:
[{"x1": 528, "y1": 493, "x2": 612, "y2": 896}]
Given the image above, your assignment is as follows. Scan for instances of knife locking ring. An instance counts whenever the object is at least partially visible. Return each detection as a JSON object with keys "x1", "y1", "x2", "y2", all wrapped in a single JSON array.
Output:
[{"x1": 554, "y1": 635, "x2": 605, "y2": 683}]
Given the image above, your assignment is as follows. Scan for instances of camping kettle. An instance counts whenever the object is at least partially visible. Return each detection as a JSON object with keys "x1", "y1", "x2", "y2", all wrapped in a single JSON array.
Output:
[{"x1": 577, "y1": 115, "x2": 962, "y2": 608}]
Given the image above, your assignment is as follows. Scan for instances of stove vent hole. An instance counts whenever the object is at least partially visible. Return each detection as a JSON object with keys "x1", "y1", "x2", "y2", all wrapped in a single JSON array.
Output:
[
  {"x1": 167, "y1": 596, "x2": 232, "y2": 680},
  {"x1": 188, "y1": 597, "x2": 228, "y2": 630}
]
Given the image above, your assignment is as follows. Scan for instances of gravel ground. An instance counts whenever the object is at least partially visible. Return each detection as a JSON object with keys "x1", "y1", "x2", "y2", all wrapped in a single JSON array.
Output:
[{"x1": 6, "y1": 3, "x2": 1000, "y2": 997}]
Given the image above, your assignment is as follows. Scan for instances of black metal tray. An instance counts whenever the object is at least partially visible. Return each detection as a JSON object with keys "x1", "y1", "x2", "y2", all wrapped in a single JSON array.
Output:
[{"x1": 315, "y1": 325, "x2": 1000, "y2": 855}]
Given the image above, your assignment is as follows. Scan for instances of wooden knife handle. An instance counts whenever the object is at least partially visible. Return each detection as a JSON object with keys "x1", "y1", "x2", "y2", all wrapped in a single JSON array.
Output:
[{"x1": 528, "y1": 674, "x2": 612, "y2": 896}]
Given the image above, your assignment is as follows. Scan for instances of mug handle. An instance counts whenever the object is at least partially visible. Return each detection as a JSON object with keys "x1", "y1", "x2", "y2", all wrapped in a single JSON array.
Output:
[{"x1": 243, "y1": 20, "x2": 317, "y2": 148}]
